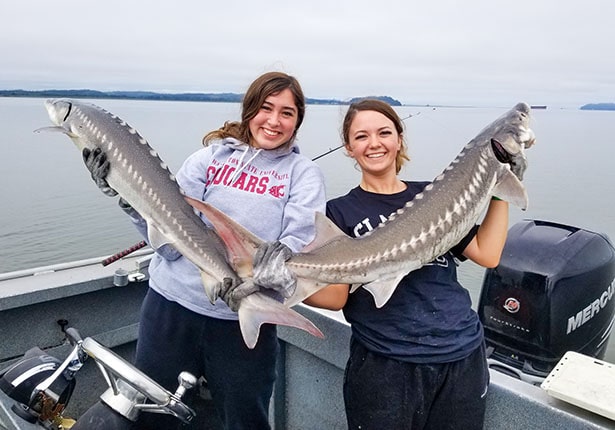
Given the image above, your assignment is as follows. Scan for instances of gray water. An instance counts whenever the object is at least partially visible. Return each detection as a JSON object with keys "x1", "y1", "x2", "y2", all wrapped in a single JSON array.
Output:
[{"x1": 1, "y1": 97, "x2": 614, "y2": 360}]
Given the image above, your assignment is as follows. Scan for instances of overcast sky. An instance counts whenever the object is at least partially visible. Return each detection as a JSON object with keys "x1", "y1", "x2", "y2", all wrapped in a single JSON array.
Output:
[{"x1": 2, "y1": 0, "x2": 613, "y2": 108}]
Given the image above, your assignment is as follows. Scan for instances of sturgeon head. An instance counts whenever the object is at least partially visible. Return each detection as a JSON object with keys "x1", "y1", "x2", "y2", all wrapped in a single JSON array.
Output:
[
  {"x1": 286, "y1": 102, "x2": 536, "y2": 307},
  {"x1": 187, "y1": 103, "x2": 536, "y2": 339},
  {"x1": 38, "y1": 99, "x2": 238, "y2": 295}
]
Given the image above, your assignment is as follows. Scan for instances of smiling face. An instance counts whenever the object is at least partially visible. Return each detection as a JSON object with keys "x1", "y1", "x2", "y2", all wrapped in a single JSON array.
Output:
[
  {"x1": 345, "y1": 110, "x2": 402, "y2": 178},
  {"x1": 248, "y1": 88, "x2": 299, "y2": 150}
]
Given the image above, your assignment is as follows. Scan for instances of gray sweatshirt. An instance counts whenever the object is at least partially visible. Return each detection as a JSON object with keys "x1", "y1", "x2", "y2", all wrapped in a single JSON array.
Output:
[{"x1": 128, "y1": 137, "x2": 326, "y2": 320}]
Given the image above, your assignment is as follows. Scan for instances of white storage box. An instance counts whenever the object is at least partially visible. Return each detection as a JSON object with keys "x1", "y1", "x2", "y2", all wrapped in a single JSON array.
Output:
[{"x1": 541, "y1": 351, "x2": 615, "y2": 421}]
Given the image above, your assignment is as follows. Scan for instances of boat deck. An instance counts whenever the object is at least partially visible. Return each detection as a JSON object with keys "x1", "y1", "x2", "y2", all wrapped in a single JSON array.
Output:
[{"x1": 1, "y1": 254, "x2": 613, "y2": 429}]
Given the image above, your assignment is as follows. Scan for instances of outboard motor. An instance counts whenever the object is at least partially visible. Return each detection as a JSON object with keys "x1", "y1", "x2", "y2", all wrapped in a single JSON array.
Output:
[{"x1": 478, "y1": 220, "x2": 615, "y2": 384}]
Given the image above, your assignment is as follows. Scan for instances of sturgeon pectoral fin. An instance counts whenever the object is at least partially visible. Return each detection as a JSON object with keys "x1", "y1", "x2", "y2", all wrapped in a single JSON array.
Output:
[
  {"x1": 200, "y1": 271, "x2": 221, "y2": 304},
  {"x1": 146, "y1": 221, "x2": 171, "y2": 249},
  {"x1": 493, "y1": 169, "x2": 529, "y2": 210},
  {"x1": 238, "y1": 292, "x2": 324, "y2": 349},
  {"x1": 33, "y1": 126, "x2": 72, "y2": 135}
]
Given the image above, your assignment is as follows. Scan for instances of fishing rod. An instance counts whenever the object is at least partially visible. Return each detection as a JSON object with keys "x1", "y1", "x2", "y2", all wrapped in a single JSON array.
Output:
[
  {"x1": 102, "y1": 108, "x2": 424, "y2": 265},
  {"x1": 101, "y1": 240, "x2": 147, "y2": 266},
  {"x1": 400, "y1": 111, "x2": 421, "y2": 121},
  {"x1": 310, "y1": 110, "x2": 421, "y2": 162},
  {"x1": 311, "y1": 145, "x2": 344, "y2": 161}
]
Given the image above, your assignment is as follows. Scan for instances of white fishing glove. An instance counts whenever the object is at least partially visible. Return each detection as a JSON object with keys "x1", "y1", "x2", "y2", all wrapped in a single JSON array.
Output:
[
  {"x1": 252, "y1": 241, "x2": 297, "y2": 298},
  {"x1": 82, "y1": 147, "x2": 118, "y2": 197}
]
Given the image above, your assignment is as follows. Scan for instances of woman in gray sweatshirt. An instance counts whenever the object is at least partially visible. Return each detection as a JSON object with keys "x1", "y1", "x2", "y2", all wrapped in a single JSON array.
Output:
[{"x1": 83, "y1": 71, "x2": 326, "y2": 429}]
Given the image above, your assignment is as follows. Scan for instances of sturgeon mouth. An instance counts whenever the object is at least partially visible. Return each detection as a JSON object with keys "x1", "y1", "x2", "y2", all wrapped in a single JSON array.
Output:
[
  {"x1": 491, "y1": 138, "x2": 527, "y2": 180},
  {"x1": 491, "y1": 138, "x2": 513, "y2": 164}
]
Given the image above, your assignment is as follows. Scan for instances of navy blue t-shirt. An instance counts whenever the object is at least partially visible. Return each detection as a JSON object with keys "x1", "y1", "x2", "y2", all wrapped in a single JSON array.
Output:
[{"x1": 326, "y1": 182, "x2": 483, "y2": 363}]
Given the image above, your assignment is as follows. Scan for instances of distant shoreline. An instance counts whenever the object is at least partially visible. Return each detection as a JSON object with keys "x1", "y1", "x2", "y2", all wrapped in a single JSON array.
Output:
[
  {"x1": 580, "y1": 103, "x2": 615, "y2": 111},
  {"x1": 0, "y1": 89, "x2": 402, "y2": 107},
  {"x1": 3, "y1": 89, "x2": 612, "y2": 110}
]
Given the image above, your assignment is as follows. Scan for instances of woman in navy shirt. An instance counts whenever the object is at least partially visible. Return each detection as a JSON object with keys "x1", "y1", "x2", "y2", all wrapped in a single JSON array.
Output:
[{"x1": 306, "y1": 99, "x2": 509, "y2": 430}]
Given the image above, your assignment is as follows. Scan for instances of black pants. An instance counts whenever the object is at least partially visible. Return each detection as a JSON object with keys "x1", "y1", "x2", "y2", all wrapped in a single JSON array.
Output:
[
  {"x1": 132, "y1": 288, "x2": 278, "y2": 430},
  {"x1": 344, "y1": 339, "x2": 489, "y2": 430}
]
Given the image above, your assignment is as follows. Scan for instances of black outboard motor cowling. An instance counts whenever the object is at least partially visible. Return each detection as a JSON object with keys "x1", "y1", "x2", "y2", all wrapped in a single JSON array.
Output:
[{"x1": 478, "y1": 220, "x2": 615, "y2": 384}]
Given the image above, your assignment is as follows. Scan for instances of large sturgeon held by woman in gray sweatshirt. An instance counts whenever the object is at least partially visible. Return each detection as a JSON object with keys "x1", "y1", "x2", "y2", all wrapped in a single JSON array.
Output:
[
  {"x1": 37, "y1": 99, "x2": 324, "y2": 348},
  {"x1": 187, "y1": 102, "x2": 536, "y2": 335}
]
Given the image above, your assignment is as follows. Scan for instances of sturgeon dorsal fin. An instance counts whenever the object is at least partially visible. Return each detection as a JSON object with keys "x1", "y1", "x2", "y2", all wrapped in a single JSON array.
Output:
[{"x1": 301, "y1": 212, "x2": 349, "y2": 253}]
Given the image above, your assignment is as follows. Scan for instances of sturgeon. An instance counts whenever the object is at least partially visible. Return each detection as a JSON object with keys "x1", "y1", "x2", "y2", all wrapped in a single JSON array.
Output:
[
  {"x1": 37, "y1": 99, "x2": 324, "y2": 348},
  {"x1": 187, "y1": 102, "x2": 536, "y2": 344}
]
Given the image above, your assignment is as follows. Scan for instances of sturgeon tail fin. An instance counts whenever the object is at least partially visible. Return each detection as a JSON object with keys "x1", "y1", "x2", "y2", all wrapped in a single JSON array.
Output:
[{"x1": 238, "y1": 292, "x2": 324, "y2": 349}]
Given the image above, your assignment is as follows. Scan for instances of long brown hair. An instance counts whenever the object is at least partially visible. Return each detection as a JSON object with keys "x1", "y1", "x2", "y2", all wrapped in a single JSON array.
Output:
[
  {"x1": 342, "y1": 98, "x2": 410, "y2": 174},
  {"x1": 203, "y1": 71, "x2": 305, "y2": 146}
]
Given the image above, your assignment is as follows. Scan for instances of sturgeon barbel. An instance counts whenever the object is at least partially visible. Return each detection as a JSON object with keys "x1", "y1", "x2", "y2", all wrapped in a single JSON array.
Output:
[
  {"x1": 37, "y1": 99, "x2": 324, "y2": 348},
  {"x1": 188, "y1": 102, "x2": 536, "y2": 338}
]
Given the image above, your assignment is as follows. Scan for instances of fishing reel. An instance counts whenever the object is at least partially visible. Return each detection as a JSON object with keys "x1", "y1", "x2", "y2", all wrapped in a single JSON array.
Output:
[{"x1": 0, "y1": 347, "x2": 77, "y2": 428}]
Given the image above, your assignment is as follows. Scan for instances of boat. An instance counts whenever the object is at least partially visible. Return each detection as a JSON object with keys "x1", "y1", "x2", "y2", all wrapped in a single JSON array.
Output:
[{"x1": 1, "y1": 220, "x2": 615, "y2": 429}]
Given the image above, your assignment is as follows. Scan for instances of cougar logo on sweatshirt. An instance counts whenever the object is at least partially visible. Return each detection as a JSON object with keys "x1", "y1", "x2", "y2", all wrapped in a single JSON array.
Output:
[{"x1": 269, "y1": 185, "x2": 285, "y2": 198}]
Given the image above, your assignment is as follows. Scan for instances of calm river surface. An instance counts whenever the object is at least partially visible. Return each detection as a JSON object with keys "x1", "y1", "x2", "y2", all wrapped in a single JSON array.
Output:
[{"x1": 1, "y1": 97, "x2": 614, "y2": 360}]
